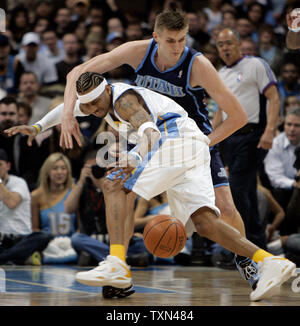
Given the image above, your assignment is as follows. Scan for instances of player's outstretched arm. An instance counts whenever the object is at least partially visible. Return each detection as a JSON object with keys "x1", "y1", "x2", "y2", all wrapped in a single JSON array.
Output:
[
  {"x1": 61, "y1": 40, "x2": 149, "y2": 149},
  {"x1": 4, "y1": 102, "x2": 86, "y2": 146},
  {"x1": 4, "y1": 125, "x2": 37, "y2": 146},
  {"x1": 191, "y1": 55, "x2": 248, "y2": 146}
]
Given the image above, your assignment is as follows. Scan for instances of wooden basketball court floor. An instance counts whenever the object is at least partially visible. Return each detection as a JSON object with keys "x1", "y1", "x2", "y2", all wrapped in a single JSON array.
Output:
[{"x1": 0, "y1": 264, "x2": 300, "y2": 307}]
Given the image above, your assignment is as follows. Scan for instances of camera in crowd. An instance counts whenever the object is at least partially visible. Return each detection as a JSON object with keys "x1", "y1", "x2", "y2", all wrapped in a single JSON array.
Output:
[{"x1": 91, "y1": 165, "x2": 107, "y2": 179}]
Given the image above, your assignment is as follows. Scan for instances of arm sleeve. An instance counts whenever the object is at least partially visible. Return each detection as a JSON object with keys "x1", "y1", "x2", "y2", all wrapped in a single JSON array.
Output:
[{"x1": 35, "y1": 100, "x2": 88, "y2": 132}]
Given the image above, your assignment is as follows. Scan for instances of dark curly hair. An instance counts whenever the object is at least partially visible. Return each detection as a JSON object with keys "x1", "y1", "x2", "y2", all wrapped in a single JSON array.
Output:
[{"x1": 76, "y1": 72, "x2": 104, "y2": 94}]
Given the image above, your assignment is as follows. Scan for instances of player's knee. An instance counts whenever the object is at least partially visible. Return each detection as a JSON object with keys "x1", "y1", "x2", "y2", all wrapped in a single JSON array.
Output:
[
  {"x1": 219, "y1": 204, "x2": 237, "y2": 223},
  {"x1": 191, "y1": 207, "x2": 218, "y2": 238}
]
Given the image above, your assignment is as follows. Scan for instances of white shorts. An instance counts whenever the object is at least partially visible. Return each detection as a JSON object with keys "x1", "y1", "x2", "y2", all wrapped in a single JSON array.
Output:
[{"x1": 124, "y1": 135, "x2": 220, "y2": 235}]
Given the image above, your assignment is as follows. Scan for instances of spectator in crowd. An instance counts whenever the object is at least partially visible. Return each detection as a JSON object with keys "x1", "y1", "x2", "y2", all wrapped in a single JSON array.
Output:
[
  {"x1": 221, "y1": 10, "x2": 237, "y2": 29},
  {"x1": 72, "y1": 0, "x2": 90, "y2": 24},
  {"x1": 215, "y1": 27, "x2": 280, "y2": 249},
  {"x1": 264, "y1": 107, "x2": 300, "y2": 218},
  {"x1": 40, "y1": 29, "x2": 65, "y2": 64},
  {"x1": 258, "y1": 24, "x2": 283, "y2": 77},
  {"x1": 0, "y1": 97, "x2": 42, "y2": 190},
  {"x1": 246, "y1": 2, "x2": 266, "y2": 43},
  {"x1": 88, "y1": 4, "x2": 105, "y2": 28},
  {"x1": 32, "y1": 17, "x2": 50, "y2": 36},
  {"x1": 0, "y1": 148, "x2": 51, "y2": 265},
  {"x1": 55, "y1": 33, "x2": 83, "y2": 85},
  {"x1": 82, "y1": 32, "x2": 104, "y2": 62},
  {"x1": 54, "y1": 7, "x2": 74, "y2": 39},
  {"x1": 240, "y1": 37, "x2": 258, "y2": 56},
  {"x1": 107, "y1": 16, "x2": 125, "y2": 35},
  {"x1": 236, "y1": 17, "x2": 255, "y2": 42},
  {"x1": 277, "y1": 96, "x2": 300, "y2": 133},
  {"x1": 257, "y1": 182, "x2": 285, "y2": 243},
  {"x1": 18, "y1": 71, "x2": 52, "y2": 125},
  {"x1": 65, "y1": 150, "x2": 152, "y2": 267},
  {"x1": 105, "y1": 31, "x2": 126, "y2": 53},
  {"x1": 30, "y1": 152, "x2": 77, "y2": 264},
  {"x1": 277, "y1": 62, "x2": 300, "y2": 115},
  {"x1": 0, "y1": 34, "x2": 25, "y2": 96},
  {"x1": 7, "y1": 5, "x2": 31, "y2": 48},
  {"x1": 203, "y1": 0, "x2": 223, "y2": 34},
  {"x1": 125, "y1": 21, "x2": 144, "y2": 42},
  {"x1": 17, "y1": 32, "x2": 58, "y2": 85},
  {"x1": 35, "y1": 0, "x2": 55, "y2": 21},
  {"x1": 17, "y1": 101, "x2": 32, "y2": 126},
  {"x1": 194, "y1": 10, "x2": 211, "y2": 48}
]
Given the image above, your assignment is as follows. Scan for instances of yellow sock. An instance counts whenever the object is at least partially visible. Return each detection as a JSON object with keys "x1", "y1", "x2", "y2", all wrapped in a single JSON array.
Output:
[
  {"x1": 110, "y1": 244, "x2": 126, "y2": 262},
  {"x1": 252, "y1": 249, "x2": 273, "y2": 263}
]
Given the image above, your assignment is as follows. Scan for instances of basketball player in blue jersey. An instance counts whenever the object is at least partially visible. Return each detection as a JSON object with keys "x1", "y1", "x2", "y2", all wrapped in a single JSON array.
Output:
[
  {"x1": 5, "y1": 72, "x2": 297, "y2": 301},
  {"x1": 58, "y1": 8, "x2": 262, "y2": 291}
]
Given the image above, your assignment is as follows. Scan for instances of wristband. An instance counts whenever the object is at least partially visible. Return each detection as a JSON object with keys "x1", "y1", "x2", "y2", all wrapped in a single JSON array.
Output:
[
  {"x1": 288, "y1": 26, "x2": 300, "y2": 32},
  {"x1": 137, "y1": 121, "x2": 160, "y2": 138},
  {"x1": 32, "y1": 124, "x2": 42, "y2": 135},
  {"x1": 128, "y1": 151, "x2": 143, "y2": 166}
]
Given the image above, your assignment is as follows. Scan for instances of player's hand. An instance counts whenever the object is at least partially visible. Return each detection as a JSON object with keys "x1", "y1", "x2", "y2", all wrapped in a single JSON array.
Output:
[
  {"x1": 3, "y1": 125, "x2": 36, "y2": 146},
  {"x1": 78, "y1": 163, "x2": 92, "y2": 184},
  {"x1": 60, "y1": 114, "x2": 82, "y2": 149},
  {"x1": 106, "y1": 152, "x2": 137, "y2": 185}
]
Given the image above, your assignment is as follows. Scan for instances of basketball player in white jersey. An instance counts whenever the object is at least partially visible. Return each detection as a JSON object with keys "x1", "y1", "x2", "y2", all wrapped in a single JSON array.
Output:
[
  {"x1": 5, "y1": 72, "x2": 297, "y2": 301},
  {"x1": 57, "y1": 8, "x2": 262, "y2": 291}
]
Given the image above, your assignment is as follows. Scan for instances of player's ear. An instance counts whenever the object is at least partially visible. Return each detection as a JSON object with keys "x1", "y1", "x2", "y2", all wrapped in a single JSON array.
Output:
[{"x1": 152, "y1": 31, "x2": 158, "y2": 42}]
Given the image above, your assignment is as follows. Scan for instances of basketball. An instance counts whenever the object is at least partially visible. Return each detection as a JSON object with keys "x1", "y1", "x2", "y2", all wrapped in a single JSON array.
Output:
[{"x1": 143, "y1": 215, "x2": 187, "y2": 258}]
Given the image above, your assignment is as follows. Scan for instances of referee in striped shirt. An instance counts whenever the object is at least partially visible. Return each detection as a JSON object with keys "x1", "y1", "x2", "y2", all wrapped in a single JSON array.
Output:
[{"x1": 214, "y1": 28, "x2": 280, "y2": 250}]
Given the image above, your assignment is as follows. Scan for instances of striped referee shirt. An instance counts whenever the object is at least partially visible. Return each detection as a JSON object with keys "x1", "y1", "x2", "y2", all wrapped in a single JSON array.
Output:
[{"x1": 218, "y1": 55, "x2": 277, "y2": 125}]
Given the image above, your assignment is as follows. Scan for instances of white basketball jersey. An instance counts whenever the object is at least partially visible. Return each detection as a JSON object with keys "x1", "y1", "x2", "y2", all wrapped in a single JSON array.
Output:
[{"x1": 104, "y1": 83, "x2": 205, "y2": 139}]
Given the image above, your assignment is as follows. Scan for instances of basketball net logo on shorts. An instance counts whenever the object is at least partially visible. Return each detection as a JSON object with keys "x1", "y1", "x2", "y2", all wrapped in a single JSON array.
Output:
[{"x1": 95, "y1": 123, "x2": 207, "y2": 169}]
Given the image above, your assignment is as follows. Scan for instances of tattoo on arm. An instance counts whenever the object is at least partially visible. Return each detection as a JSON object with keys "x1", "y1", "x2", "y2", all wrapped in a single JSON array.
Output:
[{"x1": 114, "y1": 90, "x2": 152, "y2": 130}]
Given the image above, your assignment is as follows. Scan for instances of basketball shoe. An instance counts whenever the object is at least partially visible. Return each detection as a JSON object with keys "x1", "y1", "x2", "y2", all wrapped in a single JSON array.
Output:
[
  {"x1": 250, "y1": 256, "x2": 296, "y2": 301},
  {"x1": 76, "y1": 255, "x2": 132, "y2": 288},
  {"x1": 102, "y1": 285, "x2": 135, "y2": 298},
  {"x1": 234, "y1": 255, "x2": 259, "y2": 289}
]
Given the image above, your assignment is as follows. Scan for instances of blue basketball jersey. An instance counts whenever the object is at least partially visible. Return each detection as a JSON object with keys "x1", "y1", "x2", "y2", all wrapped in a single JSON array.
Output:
[
  {"x1": 40, "y1": 189, "x2": 76, "y2": 237},
  {"x1": 135, "y1": 39, "x2": 212, "y2": 135}
]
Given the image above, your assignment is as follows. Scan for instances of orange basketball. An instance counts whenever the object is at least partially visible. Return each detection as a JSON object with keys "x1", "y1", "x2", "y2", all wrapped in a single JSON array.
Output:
[{"x1": 143, "y1": 215, "x2": 187, "y2": 258}]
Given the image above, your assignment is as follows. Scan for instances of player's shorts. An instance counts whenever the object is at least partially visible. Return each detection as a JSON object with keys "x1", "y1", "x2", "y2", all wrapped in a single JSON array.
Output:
[
  {"x1": 210, "y1": 145, "x2": 229, "y2": 188},
  {"x1": 107, "y1": 134, "x2": 220, "y2": 236}
]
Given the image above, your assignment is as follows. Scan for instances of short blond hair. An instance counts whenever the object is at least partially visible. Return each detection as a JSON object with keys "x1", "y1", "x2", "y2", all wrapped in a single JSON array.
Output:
[
  {"x1": 38, "y1": 152, "x2": 73, "y2": 195},
  {"x1": 154, "y1": 9, "x2": 188, "y2": 33}
]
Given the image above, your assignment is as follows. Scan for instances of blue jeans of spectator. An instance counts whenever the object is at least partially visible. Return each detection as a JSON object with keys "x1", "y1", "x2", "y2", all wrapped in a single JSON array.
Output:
[
  {"x1": 71, "y1": 233, "x2": 149, "y2": 262},
  {"x1": 0, "y1": 231, "x2": 52, "y2": 264},
  {"x1": 224, "y1": 128, "x2": 268, "y2": 249}
]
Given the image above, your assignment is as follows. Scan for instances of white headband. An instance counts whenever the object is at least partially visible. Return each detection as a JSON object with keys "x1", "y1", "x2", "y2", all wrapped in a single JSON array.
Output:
[{"x1": 76, "y1": 79, "x2": 108, "y2": 104}]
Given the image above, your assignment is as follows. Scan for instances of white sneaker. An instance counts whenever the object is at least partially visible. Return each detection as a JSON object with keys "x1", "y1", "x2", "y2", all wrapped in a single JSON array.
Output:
[
  {"x1": 76, "y1": 255, "x2": 132, "y2": 288},
  {"x1": 250, "y1": 256, "x2": 296, "y2": 301}
]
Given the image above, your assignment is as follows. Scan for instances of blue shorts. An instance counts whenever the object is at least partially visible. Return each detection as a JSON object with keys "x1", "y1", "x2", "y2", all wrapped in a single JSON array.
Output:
[{"x1": 210, "y1": 145, "x2": 229, "y2": 188}]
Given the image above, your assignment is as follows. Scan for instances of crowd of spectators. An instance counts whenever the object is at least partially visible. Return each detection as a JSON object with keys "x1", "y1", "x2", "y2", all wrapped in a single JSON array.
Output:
[{"x1": 0, "y1": 0, "x2": 300, "y2": 267}]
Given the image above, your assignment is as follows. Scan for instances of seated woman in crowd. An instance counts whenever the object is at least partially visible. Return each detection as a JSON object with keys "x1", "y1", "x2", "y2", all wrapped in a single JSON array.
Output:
[{"x1": 31, "y1": 152, "x2": 78, "y2": 264}]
